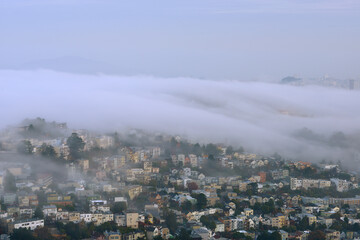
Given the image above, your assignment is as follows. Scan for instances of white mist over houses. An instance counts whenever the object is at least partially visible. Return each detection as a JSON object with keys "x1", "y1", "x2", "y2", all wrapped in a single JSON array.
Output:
[
  {"x1": 0, "y1": 120, "x2": 360, "y2": 239},
  {"x1": 1, "y1": 70, "x2": 360, "y2": 169}
]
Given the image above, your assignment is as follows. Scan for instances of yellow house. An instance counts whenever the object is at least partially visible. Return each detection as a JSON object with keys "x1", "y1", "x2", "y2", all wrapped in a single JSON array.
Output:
[
  {"x1": 271, "y1": 213, "x2": 287, "y2": 228},
  {"x1": 92, "y1": 213, "x2": 103, "y2": 225},
  {"x1": 244, "y1": 208, "x2": 254, "y2": 216},
  {"x1": 128, "y1": 185, "x2": 143, "y2": 200},
  {"x1": 92, "y1": 213, "x2": 114, "y2": 226},
  {"x1": 68, "y1": 212, "x2": 80, "y2": 223},
  {"x1": 306, "y1": 214, "x2": 317, "y2": 226},
  {"x1": 105, "y1": 231, "x2": 121, "y2": 240}
]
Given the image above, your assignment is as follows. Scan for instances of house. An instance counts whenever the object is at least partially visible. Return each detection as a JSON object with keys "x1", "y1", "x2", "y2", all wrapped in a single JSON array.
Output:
[
  {"x1": 325, "y1": 229, "x2": 340, "y2": 240},
  {"x1": 220, "y1": 217, "x2": 232, "y2": 232},
  {"x1": 214, "y1": 221, "x2": 225, "y2": 232},
  {"x1": 145, "y1": 226, "x2": 160, "y2": 240},
  {"x1": 127, "y1": 185, "x2": 143, "y2": 200},
  {"x1": 115, "y1": 214, "x2": 126, "y2": 226},
  {"x1": 68, "y1": 212, "x2": 81, "y2": 223},
  {"x1": 80, "y1": 213, "x2": 93, "y2": 223},
  {"x1": 126, "y1": 212, "x2": 139, "y2": 229},
  {"x1": 104, "y1": 230, "x2": 121, "y2": 240},
  {"x1": 3, "y1": 194, "x2": 17, "y2": 205},
  {"x1": 243, "y1": 208, "x2": 254, "y2": 216},
  {"x1": 19, "y1": 208, "x2": 33, "y2": 218},
  {"x1": 122, "y1": 230, "x2": 145, "y2": 240},
  {"x1": 279, "y1": 230, "x2": 288, "y2": 240},
  {"x1": 42, "y1": 205, "x2": 57, "y2": 217},
  {"x1": 8, "y1": 218, "x2": 44, "y2": 233},
  {"x1": 192, "y1": 227, "x2": 212, "y2": 240},
  {"x1": 56, "y1": 210, "x2": 69, "y2": 221},
  {"x1": 47, "y1": 193, "x2": 72, "y2": 206},
  {"x1": 271, "y1": 213, "x2": 287, "y2": 228}
]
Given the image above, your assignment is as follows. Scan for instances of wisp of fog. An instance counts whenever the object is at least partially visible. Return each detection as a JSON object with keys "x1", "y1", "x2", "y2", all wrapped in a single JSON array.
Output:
[{"x1": 1, "y1": 70, "x2": 360, "y2": 169}]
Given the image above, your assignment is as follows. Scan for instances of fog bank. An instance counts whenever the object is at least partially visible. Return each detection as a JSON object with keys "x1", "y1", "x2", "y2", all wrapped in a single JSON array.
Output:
[{"x1": 1, "y1": 70, "x2": 360, "y2": 168}]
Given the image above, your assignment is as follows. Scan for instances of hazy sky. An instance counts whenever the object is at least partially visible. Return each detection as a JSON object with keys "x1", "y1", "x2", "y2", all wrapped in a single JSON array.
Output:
[{"x1": 1, "y1": 0, "x2": 360, "y2": 79}]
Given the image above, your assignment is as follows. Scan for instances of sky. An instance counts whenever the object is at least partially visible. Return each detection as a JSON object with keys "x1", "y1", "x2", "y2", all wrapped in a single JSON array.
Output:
[{"x1": 1, "y1": 0, "x2": 360, "y2": 79}]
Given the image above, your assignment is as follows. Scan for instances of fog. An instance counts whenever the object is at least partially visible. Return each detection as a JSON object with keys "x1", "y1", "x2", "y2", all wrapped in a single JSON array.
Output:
[{"x1": 1, "y1": 70, "x2": 360, "y2": 169}]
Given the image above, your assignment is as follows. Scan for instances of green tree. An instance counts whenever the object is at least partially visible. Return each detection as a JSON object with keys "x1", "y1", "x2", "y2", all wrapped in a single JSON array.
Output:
[
  {"x1": 232, "y1": 232, "x2": 247, "y2": 239},
  {"x1": 193, "y1": 193, "x2": 207, "y2": 210},
  {"x1": 164, "y1": 211, "x2": 178, "y2": 234},
  {"x1": 17, "y1": 140, "x2": 33, "y2": 154},
  {"x1": 200, "y1": 216, "x2": 216, "y2": 231},
  {"x1": 181, "y1": 200, "x2": 193, "y2": 212},
  {"x1": 192, "y1": 143, "x2": 203, "y2": 156},
  {"x1": 64, "y1": 222, "x2": 81, "y2": 239},
  {"x1": 226, "y1": 146, "x2": 234, "y2": 155},
  {"x1": 270, "y1": 231, "x2": 282, "y2": 240},
  {"x1": 258, "y1": 231, "x2": 281, "y2": 240},
  {"x1": 205, "y1": 143, "x2": 220, "y2": 156},
  {"x1": 95, "y1": 221, "x2": 118, "y2": 233},
  {"x1": 298, "y1": 216, "x2": 310, "y2": 230},
  {"x1": 34, "y1": 206, "x2": 44, "y2": 219},
  {"x1": 111, "y1": 202, "x2": 127, "y2": 214},
  {"x1": 113, "y1": 132, "x2": 121, "y2": 148},
  {"x1": 308, "y1": 230, "x2": 326, "y2": 240},
  {"x1": 11, "y1": 228, "x2": 36, "y2": 240},
  {"x1": 175, "y1": 228, "x2": 191, "y2": 240},
  {"x1": 330, "y1": 212, "x2": 341, "y2": 221},
  {"x1": 34, "y1": 226, "x2": 52, "y2": 240},
  {"x1": 4, "y1": 171, "x2": 17, "y2": 193},
  {"x1": 66, "y1": 133, "x2": 85, "y2": 160},
  {"x1": 39, "y1": 143, "x2": 57, "y2": 159}
]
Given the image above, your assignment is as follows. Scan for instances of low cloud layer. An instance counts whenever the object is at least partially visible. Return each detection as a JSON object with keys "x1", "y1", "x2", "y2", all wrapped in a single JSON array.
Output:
[{"x1": 1, "y1": 70, "x2": 360, "y2": 169}]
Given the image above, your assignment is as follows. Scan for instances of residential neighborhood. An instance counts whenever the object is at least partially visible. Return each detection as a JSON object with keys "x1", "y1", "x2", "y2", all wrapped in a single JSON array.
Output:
[{"x1": 0, "y1": 118, "x2": 359, "y2": 240}]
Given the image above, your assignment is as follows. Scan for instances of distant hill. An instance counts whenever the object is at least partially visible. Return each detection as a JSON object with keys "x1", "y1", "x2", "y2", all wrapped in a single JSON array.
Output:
[{"x1": 281, "y1": 76, "x2": 302, "y2": 84}]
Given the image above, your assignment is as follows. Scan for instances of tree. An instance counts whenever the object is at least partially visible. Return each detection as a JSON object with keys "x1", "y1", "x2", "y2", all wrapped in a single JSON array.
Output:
[
  {"x1": 11, "y1": 228, "x2": 36, "y2": 240},
  {"x1": 205, "y1": 143, "x2": 220, "y2": 156},
  {"x1": 232, "y1": 232, "x2": 247, "y2": 239},
  {"x1": 66, "y1": 133, "x2": 85, "y2": 160},
  {"x1": 342, "y1": 204, "x2": 350, "y2": 209},
  {"x1": 192, "y1": 143, "x2": 202, "y2": 156},
  {"x1": 17, "y1": 140, "x2": 33, "y2": 154},
  {"x1": 64, "y1": 222, "x2": 81, "y2": 239},
  {"x1": 257, "y1": 231, "x2": 281, "y2": 240},
  {"x1": 246, "y1": 183, "x2": 258, "y2": 196},
  {"x1": 4, "y1": 171, "x2": 17, "y2": 193},
  {"x1": 164, "y1": 211, "x2": 178, "y2": 234},
  {"x1": 187, "y1": 182, "x2": 198, "y2": 192},
  {"x1": 39, "y1": 143, "x2": 57, "y2": 159},
  {"x1": 95, "y1": 221, "x2": 118, "y2": 233},
  {"x1": 226, "y1": 146, "x2": 234, "y2": 155},
  {"x1": 200, "y1": 216, "x2": 216, "y2": 231},
  {"x1": 113, "y1": 132, "x2": 121, "y2": 148},
  {"x1": 193, "y1": 193, "x2": 207, "y2": 210},
  {"x1": 276, "y1": 199, "x2": 284, "y2": 207},
  {"x1": 330, "y1": 212, "x2": 341, "y2": 221},
  {"x1": 34, "y1": 226, "x2": 52, "y2": 240},
  {"x1": 270, "y1": 231, "x2": 282, "y2": 240},
  {"x1": 308, "y1": 230, "x2": 326, "y2": 240},
  {"x1": 175, "y1": 228, "x2": 191, "y2": 240},
  {"x1": 181, "y1": 200, "x2": 193, "y2": 212},
  {"x1": 298, "y1": 216, "x2": 310, "y2": 231},
  {"x1": 34, "y1": 206, "x2": 44, "y2": 219},
  {"x1": 111, "y1": 202, "x2": 127, "y2": 214}
]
